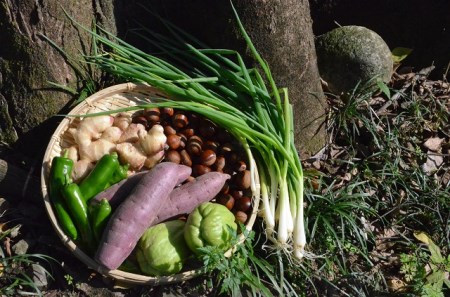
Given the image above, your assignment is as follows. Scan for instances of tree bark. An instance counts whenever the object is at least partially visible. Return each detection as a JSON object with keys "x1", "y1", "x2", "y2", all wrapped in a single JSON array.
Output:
[{"x1": 0, "y1": 0, "x2": 125, "y2": 157}]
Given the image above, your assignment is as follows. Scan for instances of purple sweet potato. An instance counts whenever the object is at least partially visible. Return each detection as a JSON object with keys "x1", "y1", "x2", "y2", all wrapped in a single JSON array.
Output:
[
  {"x1": 153, "y1": 171, "x2": 231, "y2": 225},
  {"x1": 95, "y1": 162, "x2": 192, "y2": 270},
  {"x1": 90, "y1": 171, "x2": 147, "y2": 208},
  {"x1": 90, "y1": 163, "x2": 195, "y2": 209}
]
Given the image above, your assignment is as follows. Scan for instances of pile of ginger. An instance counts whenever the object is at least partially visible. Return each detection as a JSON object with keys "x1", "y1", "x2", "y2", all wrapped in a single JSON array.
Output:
[{"x1": 64, "y1": 113, "x2": 167, "y2": 183}]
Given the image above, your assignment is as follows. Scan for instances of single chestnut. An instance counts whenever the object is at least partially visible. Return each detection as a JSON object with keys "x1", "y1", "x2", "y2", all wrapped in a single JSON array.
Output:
[
  {"x1": 221, "y1": 182, "x2": 230, "y2": 194},
  {"x1": 166, "y1": 134, "x2": 181, "y2": 150},
  {"x1": 177, "y1": 133, "x2": 187, "y2": 149},
  {"x1": 187, "y1": 135, "x2": 203, "y2": 156},
  {"x1": 165, "y1": 150, "x2": 181, "y2": 164},
  {"x1": 203, "y1": 140, "x2": 219, "y2": 152},
  {"x1": 235, "y1": 161, "x2": 247, "y2": 172},
  {"x1": 173, "y1": 113, "x2": 189, "y2": 129},
  {"x1": 216, "y1": 193, "x2": 235, "y2": 210},
  {"x1": 144, "y1": 107, "x2": 160, "y2": 123},
  {"x1": 230, "y1": 190, "x2": 243, "y2": 200},
  {"x1": 200, "y1": 149, "x2": 216, "y2": 166},
  {"x1": 214, "y1": 155, "x2": 226, "y2": 171},
  {"x1": 180, "y1": 128, "x2": 195, "y2": 138},
  {"x1": 180, "y1": 150, "x2": 192, "y2": 167},
  {"x1": 164, "y1": 125, "x2": 177, "y2": 135},
  {"x1": 220, "y1": 143, "x2": 233, "y2": 154},
  {"x1": 235, "y1": 211, "x2": 248, "y2": 224},
  {"x1": 160, "y1": 107, "x2": 174, "y2": 118},
  {"x1": 193, "y1": 164, "x2": 211, "y2": 176},
  {"x1": 132, "y1": 115, "x2": 148, "y2": 127},
  {"x1": 235, "y1": 170, "x2": 251, "y2": 190},
  {"x1": 234, "y1": 196, "x2": 252, "y2": 212}
]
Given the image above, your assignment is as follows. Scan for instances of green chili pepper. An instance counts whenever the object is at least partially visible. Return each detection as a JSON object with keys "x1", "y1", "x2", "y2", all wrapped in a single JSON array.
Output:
[
  {"x1": 89, "y1": 198, "x2": 112, "y2": 241},
  {"x1": 48, "y1": 152, "x2": 78, "y2": 240},
  {"x1": 61, "y1": 183, "x2": 95, "y2": 253},
  {"x1": 79, "y1": 152, "x2": 120, "y2": 202},
  {"x1": 111, "y1": 163, "x2": 129, "y2": 185},
  {"x1": 104, "y1": 163, "x2": 129, "y2": 190}
]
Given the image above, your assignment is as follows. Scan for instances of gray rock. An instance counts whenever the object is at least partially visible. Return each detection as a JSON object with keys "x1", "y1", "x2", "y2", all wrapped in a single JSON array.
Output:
[
  {"x1": 12, "y1": 238, "x2": 29, "y2": 255},
  {"x1": 315, "y1": 25, "x2": 393, "y2": 95},
  {"x1": 31, "y1": 263, "x2": 48, "y2": 289}
]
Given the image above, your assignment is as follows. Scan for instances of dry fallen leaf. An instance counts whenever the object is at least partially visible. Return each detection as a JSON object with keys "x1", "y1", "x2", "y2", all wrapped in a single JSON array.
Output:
[
  {"x1": 423, "y1": 137, "x2": 444, "y2": 151},
  {"x1": 421, "y1": 151, "x2": 444, "y2": 175},
  {"x1": 387, "y1": 277, "x2": 407, "y2": 292}
]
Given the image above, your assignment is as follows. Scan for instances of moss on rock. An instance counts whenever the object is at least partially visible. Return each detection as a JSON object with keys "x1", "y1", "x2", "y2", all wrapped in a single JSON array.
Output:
[{"x1": 315, "y1": 25, "x2": 393, "y2": 95}]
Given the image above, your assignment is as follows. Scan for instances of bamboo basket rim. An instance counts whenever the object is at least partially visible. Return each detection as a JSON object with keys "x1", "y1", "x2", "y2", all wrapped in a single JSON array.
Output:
[{"x1": 40, "y1": 82, "x2": 261, "y2": 285}]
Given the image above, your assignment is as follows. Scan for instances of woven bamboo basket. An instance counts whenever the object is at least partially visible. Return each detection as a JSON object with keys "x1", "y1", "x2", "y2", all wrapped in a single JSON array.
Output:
[{"x1": 41, "y1": 82, "x2": 261, "y2": 285}]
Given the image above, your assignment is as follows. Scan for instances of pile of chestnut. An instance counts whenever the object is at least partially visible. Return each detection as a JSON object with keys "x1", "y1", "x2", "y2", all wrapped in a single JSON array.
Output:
[{"x1": 132, "y1": 107, "x2": 253, "y2": 224}]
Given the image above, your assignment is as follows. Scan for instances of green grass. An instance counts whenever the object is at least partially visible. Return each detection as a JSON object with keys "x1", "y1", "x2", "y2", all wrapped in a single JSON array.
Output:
[{"x1": 285, "y1": 74, "x2": 450, "y2": 295}]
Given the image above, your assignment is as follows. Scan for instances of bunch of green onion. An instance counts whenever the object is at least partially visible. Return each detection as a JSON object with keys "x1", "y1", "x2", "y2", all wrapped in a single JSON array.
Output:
[{"x1": 79, "y1": 4, "x2": 306, "y2": 259}]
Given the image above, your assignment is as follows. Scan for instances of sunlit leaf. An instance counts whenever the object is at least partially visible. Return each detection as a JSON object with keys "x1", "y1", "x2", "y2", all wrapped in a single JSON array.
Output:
[
  {"x1": 414, "y1": 231, "x2": 432, "y2": 244},
  {"x1": 392, "y1": 47, "x2": 413, "y2": 63}
]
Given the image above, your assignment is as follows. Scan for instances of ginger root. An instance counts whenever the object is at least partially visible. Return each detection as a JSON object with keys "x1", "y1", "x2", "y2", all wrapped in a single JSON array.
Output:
[
  {"x1": 65, "y1": 146, "x2": 79, "y2": 162},
  {"x1": 113, "y1": 113, "x2": 132, "y2": 131},
  {"x1": 144, "y1": 150, "x2": 165, "y2": 169},
  {"x1": 75, "y1": 115, "x2": 114, "y2": 146},
  {"x1": 118, "y1": 123, "x2": 146, "y2": 143},
  {"x1": 116, "y1": 142, "x2": 146, "y2": 170},
  {"x1": 101, "y1": 126, "x2": 123, "y2": 143},
  {"x1": 138, "y1": 124, "x2": 166, "y2": 156},
  {"x1": 79, "y1": 139, "x2": 116, "y2": 162},
  {"x1": 72, "y1": 159, "x2": 94, "y2": 183}
]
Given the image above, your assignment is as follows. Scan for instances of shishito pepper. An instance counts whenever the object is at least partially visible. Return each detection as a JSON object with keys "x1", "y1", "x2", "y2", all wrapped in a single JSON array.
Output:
[
  {"x1": 89, "y1": 198, "x2": 112, "y2": 241},
  {"x1": 105, "y1": 163, "x2": 129, "y2": 189},
  {"x1": 79, "y1": 152, "x2": 120, "y2": 202},
  {"x1": 61, "y1": 183, "x2": 95, "y2": 253},
  {"x1": 48, "y1": 152, "x2": 78, "y2": 240}
]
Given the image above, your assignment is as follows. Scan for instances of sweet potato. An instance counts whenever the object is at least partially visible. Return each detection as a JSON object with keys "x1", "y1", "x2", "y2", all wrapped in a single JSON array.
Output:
[
  {"x1": 91, "y1": 171, "x2": 230, "y2": 215},
  {"x1": 90, "y1": 171, "x2": 147, "y2": 208},
  {"x1": 153, "y1": 171, "x2": 230, "y2": 225},
  {"x1": 95, "y1": 162, "x2": 192, "y2": 270}
]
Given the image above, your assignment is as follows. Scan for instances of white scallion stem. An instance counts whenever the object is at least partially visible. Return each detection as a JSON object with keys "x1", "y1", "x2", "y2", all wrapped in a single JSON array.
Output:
[
  {"x1": 293, "y1": 179, "x2": 306, "y2": 259},
  {"x1": 269, "y1": 167, "x2": 278, "y2": 219},
  {"x1": 260, "y1": 171, "x2": 275, "y2": 237},
  {"x1": 277, "y1": 173, "x2": 290, "y2": 245}
]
